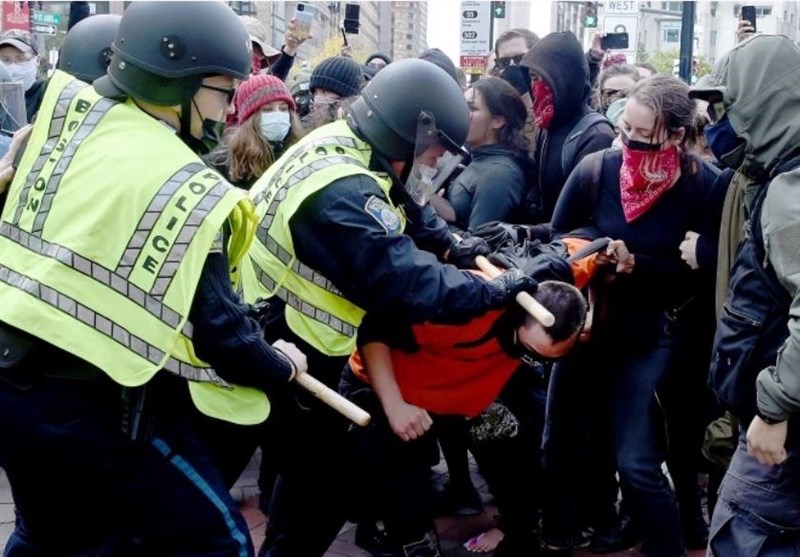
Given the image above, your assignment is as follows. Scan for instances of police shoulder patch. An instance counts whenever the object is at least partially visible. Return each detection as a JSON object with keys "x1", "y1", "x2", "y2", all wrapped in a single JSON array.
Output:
[{"x1": 364, "y1": 195, "x2": 401, "y2": 235}]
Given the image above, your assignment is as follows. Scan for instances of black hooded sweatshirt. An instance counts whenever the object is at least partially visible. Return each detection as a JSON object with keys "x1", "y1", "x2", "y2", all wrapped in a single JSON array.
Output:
[{"x1": 521, "y1": 31, "x2": 614, "y2": 224}]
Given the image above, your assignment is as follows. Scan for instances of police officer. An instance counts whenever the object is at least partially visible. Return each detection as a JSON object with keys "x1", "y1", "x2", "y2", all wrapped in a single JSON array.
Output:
[
  {"x1": 244, "y1": 59, "x2": 538, "y2": 557},
  {"x1": 0, "y1": 2, "x2": 306, "y2": 555}
]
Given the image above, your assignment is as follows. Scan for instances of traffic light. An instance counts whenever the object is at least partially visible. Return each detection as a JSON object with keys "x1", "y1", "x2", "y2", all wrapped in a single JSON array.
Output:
[
  {"x1": 584, "y1": 1, "x2": 598, "y2": 28},
  {"x1": 492, "y1": 1, "x2": 506, "y2": 19}
]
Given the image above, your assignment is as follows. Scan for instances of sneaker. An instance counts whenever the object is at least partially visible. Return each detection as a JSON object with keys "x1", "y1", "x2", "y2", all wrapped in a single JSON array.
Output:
[{"x1": 432, "y1": 482, "x2": 483, "y2": 516}]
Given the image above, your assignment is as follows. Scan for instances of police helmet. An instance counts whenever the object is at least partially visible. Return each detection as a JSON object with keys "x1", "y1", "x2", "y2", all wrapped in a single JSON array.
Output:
[
  {"x1": 348, "y1": 59, "x2": 469, "y2": 161},
  {"x1": 58, "y1": 14, "x2": 121, "y2": 84},
  {"x1": 94, "y1": 1, "x2": 251, "y2": 106}
]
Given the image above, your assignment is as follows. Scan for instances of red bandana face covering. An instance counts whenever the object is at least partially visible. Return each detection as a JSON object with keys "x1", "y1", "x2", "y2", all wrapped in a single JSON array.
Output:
[
  {"x1": 619, "y1": 140, "x2": 681, "y2": 223},
  {"x1": 251, "y1": 53, "x2": 263, "y2": 74},
  {"x1": 531, "y1": 79, "x2": 555, "y2": 129}
]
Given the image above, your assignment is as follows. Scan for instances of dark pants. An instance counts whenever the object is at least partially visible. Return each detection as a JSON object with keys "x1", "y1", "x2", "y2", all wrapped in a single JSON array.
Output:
[
  {"x1": 709, "y1": 432, "x2": 800, "y2": 555},
  {"x1": 339, "y1": 365, "x2": 441, "y2": 550},
  {"x1": 541, "y1": 344, "x2": 619, "y2": 546},
  {"x1": 257, "y1": 308, "x2": 353, "y2": 557},
  {"x1": 0, "y1": 371, "x2": 252, "y2": 557},
  {"x1": 470, "y1": 367, "x2": 547, "y2": 537}
]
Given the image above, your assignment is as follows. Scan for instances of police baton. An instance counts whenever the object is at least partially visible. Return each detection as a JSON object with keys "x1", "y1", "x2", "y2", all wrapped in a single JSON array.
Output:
[
  {"x1": 475, "y1": 255, "x2": 556, "y2": 327},
  {"x1": 295, "y1": 372, "x2": 371, "y2": 427}
]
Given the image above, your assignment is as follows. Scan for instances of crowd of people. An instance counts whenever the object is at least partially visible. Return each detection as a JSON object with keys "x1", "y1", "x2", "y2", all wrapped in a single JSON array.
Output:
[{"x1": 0, "y1": 2, "x2": 797, "y2": 557}]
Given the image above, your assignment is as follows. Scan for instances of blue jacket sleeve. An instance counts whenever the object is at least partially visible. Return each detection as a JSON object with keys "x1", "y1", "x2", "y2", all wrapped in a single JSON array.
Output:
[
  {"x1": 189, "y1": 252, "x2": 293, "y2": 392},
  {"x1": 290, "y1": 174, "x2": 500, "y2": 324}
]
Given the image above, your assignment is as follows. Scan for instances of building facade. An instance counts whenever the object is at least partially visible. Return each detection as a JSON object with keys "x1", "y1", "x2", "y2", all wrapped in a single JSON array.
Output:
[{"x1": 387, "y1": 1, "x2": 428, "y2": 59}]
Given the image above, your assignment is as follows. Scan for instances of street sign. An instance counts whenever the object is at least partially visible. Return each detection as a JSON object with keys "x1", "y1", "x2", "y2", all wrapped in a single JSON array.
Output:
[
  {"x1": 459, "y1": 0, "x2": 491, "y2": 64},
  {"x1": 33, "y1": 10, "x2": 62, "y2": 25},
  {"x1": 32, "y1": 22, "x2": 57, "y2": 36},
  {"x1": 603, "y1": 1, "x2": 639, "y2": 14}
]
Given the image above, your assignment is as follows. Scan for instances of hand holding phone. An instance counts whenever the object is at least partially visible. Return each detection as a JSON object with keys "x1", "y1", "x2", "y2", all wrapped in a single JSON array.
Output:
[
  {"x1": 600, "y1": 32, "x2": 629, "y2": 51},
  {"x1": 293, "y1": 3, "x2": 314, "y2": 40},
  {"x1": 740, "y1": 5, "x2": 757, "y2": 32}
]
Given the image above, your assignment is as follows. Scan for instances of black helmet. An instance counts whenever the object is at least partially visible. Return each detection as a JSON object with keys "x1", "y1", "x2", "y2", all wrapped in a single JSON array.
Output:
[
  {"x1": 94, "y1": 1, "x2": 251, "y2": 106},
  {"x1": 348, "y1": 59, "x2": 469, "y2": 161},
  {"x1": 58, "y1": 14, "x2": 121, "y2": 84}
]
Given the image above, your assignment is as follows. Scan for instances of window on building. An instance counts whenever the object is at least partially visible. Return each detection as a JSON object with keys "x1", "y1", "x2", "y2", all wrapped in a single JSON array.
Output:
[
  {"x1": 757, "y1": 7, "x2": 771, "y2": 16},
  {"x1": 228, "y1": 1, "x2": 256, "y2": 16},
  {"x1": 664, "y1": 28, "x2": 680, "y2": 42},
  {"x1": 710, "y1": 1, "x2": 717, "y2": 17},
  {"x1": 406, "y1": 44, "x2": 412, "y2": 50},
  {"x1": 710, "y1": 29, "x2": 717, "y2": 46},
  {"x1": 662, "y1": 2, "x2": 681, "y2": 11},
  {"x1": 733, "y1": 4, "x2": 741, "y2": 16}
]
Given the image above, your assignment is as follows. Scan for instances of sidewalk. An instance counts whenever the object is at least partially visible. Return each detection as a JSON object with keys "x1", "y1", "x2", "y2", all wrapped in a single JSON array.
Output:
[{"x1": 0, "y1": 458, "x2": 705, "y2": 556}]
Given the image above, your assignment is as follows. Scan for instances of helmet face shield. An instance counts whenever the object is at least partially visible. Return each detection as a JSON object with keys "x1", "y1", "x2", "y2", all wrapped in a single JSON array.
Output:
[{"x1": 404, "y1": 111, "x2": 455, "y2": 205}]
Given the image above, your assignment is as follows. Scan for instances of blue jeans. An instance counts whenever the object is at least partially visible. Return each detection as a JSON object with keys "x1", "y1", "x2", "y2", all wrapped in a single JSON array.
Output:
[
  {"x1": 708, "y1": 432, "x2": 800, "y2": 556},
  {"x1": 613, "y1": 336, "x2": 686, "y2": 557}
]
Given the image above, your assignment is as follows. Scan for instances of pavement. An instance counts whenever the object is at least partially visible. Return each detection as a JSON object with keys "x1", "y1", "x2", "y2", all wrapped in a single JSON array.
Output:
[{"x1": 0, "y1": 453, "x2": 706, "y2": 557}]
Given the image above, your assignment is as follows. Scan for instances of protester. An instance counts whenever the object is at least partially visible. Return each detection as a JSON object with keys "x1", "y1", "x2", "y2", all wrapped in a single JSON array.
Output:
[
  {"x1": 209, "y1": 74, "x2": 303, "y2": 190},
  {"x1": 690, "y1": 34, "x2": 800, "y2": 556},
  {"x1": 545, "y1": 74, "x2": 724, "y2": 556},
  {"x1": 0, "y1": 29, "x2": 45, "y2": 122},
  {"x1": 435, "y1": 77, "x2": 530, "y2": 232}
]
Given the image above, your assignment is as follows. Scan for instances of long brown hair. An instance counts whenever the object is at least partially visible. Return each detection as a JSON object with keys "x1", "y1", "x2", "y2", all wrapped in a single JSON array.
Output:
[
  {"x1": 224, "y1": 110, "x2": 304, "y2": 184},
  {"x1": 627, "y1": 74, "x2": 695, "y2": 150}
]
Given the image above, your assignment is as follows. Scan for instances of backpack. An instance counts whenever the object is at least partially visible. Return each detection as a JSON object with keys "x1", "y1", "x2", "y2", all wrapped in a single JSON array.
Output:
[{"x1": 709, "y1": 156, "x2": 800, "y2": 422}]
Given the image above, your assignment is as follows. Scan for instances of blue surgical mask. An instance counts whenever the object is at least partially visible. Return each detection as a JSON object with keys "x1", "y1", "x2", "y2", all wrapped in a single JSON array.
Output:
[
  {"x1": 259, "y1": 111, "x2": 291, "y2": 143},
  {"x1": 7, "y1": 59, "x2": 37, "y2": 91},
  {"x1": 704, "y1": 114, "x2": 746, "y2": 169}
]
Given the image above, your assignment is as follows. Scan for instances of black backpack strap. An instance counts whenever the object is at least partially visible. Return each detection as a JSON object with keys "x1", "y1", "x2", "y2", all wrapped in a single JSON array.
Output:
[
  {"x1": 577, "y1": 148, "x2": 606, "y2": 220},
  {"x1": 561, "y1": 112, "x2": 612, "y2": 176}
]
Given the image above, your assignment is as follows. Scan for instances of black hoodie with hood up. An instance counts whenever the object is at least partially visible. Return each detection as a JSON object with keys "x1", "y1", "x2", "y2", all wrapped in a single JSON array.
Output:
[{"x1": 521, "y1": 31, "x2": 614, "y2": 224}]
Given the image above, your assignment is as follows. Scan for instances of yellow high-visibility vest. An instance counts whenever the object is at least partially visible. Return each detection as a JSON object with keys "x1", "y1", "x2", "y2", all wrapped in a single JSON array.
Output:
[
  {"x1": 0, "y1": 70, "x2": 268, "y2": 425},
  {"x1": 244, "y1": 120, "x2": 406, "y2": 356}
]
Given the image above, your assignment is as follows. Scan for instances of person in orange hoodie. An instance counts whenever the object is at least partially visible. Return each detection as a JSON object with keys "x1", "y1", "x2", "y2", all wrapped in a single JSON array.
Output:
[{"x1": 339, "y1": 236, "x2": 626, "y2": 557}]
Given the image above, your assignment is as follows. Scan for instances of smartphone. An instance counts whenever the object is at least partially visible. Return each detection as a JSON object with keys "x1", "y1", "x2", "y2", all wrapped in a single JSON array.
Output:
[
  {"x1": 601, "y1": 32, "x2": 629, "y2": 50},
  {"x1": 741, "y1": 5, "x2": 757, "y2": 32},
  {"x1": 294, "y1": 3, "x2": 315, "y2": 40}
]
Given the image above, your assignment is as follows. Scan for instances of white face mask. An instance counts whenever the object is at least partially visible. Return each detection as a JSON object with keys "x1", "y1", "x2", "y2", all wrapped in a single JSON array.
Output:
[
  {"x1": 259, "y1": 111, "x2": 291, "y2": 143},
  {"x1": 7, "y1": 59, "x2": 38, "y2": 91}
]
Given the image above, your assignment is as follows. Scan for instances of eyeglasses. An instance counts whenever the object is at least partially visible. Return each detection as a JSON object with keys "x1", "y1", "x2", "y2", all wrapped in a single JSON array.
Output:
[
  {"x1": 200, "y1": 83, "x2": 237, "y2": 105},
  {"x1": 706, "y1": 100, "x2": 726, "y2": 123},
  {"x1": 495, "y1": 54, "x2": 524, "y2": 70}
]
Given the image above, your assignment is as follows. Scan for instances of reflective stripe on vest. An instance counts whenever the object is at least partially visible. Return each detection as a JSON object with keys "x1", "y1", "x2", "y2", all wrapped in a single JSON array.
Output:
[
  {"x1": 0, "y1": 70, "x2": 267, "y2": 425},
  {"x1": 245, "y1": 120, "x2": 405, "y2": 356}
]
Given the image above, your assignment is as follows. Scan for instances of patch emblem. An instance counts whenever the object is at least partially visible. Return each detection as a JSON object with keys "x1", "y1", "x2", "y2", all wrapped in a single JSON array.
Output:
[{"x1": 364, "y1": 195, "x2": 401, "y2": 235}]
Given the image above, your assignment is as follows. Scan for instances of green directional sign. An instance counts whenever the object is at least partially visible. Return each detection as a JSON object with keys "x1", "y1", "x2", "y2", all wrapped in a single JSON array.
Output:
[{"x1": 33, "y1": 11, "x2": 62, "y2": 26}]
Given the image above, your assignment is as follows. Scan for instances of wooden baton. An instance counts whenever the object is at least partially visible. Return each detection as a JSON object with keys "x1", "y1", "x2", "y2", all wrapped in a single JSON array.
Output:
[
  {"x1": 475, "y1": 255, "x2": 556, "y2": 327},
  {"x1": 295, "y1": 372, "x2": 371, "y2": 427}
]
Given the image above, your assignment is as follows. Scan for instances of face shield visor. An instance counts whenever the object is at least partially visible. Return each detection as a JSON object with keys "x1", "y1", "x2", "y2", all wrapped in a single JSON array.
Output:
[{"x1": 404, "y1": 111, "x2": 466, "y2": 206}]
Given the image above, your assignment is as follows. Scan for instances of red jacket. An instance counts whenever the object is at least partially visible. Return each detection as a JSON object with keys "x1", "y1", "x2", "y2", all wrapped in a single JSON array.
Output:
[{"x1": 349, "y1": 309, "x2": 518, "y2": 418}]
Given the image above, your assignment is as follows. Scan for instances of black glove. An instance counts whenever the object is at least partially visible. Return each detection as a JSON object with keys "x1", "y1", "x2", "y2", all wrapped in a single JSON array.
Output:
[
  {"x1": 485, "y1": 268, "x2": 538, "y2": 307},
  {"x1": 472, "y1": 221, "x2": 529, "y2": 251},
  {"x1": 500, "y1": 65, "x2": 531, "y2": 96},
  {"x1": 446, "y1": 236, "x2": 491, "y2": 269}
]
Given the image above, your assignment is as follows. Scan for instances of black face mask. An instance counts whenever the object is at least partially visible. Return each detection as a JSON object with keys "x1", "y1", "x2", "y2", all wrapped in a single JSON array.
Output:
[
  {"x1": 620, "y1": 129, "x2": 666, "y2": 152},
  {"x1": 178, "y1": 98, "x2": 226, "y2": 156}
]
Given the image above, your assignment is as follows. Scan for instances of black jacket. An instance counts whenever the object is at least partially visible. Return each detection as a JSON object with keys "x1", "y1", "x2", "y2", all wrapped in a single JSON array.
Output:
[
  {"x1": 521, "y1": 32, "x2": 614, "y2": 224},
  {"x1": 446, "y1": 144, "x2": 531, "y2": 231}
]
